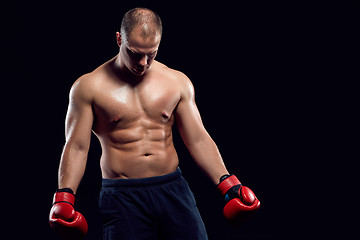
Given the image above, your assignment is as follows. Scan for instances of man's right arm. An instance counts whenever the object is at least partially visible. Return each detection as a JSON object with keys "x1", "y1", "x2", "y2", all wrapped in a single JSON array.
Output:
[{"x1": 58, "y1": 75, "x2": 94, "y2": 194}]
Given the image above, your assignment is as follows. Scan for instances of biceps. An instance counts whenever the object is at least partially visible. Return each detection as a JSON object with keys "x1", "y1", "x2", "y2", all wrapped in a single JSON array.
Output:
[
  {"x1": 65, "y1": 101, "x2": 94, "y2": 150},
  {"x1": 175, "y1": 99, "x2": 208, "y2": 146}
]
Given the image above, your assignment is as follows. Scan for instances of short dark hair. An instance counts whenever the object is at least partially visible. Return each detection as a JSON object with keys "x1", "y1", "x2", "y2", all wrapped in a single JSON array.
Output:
[{"x1": 120, "y1": 8, "x2": 162, "y2": 41}]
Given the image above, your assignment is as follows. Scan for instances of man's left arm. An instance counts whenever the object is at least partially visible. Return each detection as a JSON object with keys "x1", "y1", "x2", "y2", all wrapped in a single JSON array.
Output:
[
  {"x1": 174, "y1": 73, "x2": 229, "y2": 185},
  {"x1": 175, "y1": 73, "x2": 260, "y2": 224}
]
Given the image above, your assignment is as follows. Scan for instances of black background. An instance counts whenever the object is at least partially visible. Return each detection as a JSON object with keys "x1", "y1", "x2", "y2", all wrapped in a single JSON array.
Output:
[{"x1": 2, "y1": 1, "x2": 354, "y2": 239}]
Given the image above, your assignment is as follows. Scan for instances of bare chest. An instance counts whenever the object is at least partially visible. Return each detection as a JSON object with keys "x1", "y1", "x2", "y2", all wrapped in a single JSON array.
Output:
[{"x1": 93, "y1": 79, "x2": 180, "y2": 129}]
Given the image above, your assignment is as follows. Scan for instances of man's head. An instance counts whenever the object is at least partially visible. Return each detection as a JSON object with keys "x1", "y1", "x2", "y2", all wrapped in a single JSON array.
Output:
[{"x1": 116, "y1": 8, "x2": 162, "y2": 76}]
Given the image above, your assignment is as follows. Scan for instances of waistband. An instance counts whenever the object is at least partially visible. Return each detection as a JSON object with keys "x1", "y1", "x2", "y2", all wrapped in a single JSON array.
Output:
[{"x1": 102, "y1": 167, "x2": 182, "y2": 189}]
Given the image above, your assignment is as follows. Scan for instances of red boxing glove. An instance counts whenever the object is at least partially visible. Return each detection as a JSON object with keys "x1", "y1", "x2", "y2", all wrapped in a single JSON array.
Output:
[
  {"x1": 217, "y1": 174, "x2": 260, "y2": 225},
  {"x1": 49, "y1": 188, "x2": 88, "y2": 240}
]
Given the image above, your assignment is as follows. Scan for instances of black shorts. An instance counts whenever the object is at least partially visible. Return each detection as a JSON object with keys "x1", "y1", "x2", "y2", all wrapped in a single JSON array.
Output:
[{"x1": 99, "y1": 168, "x2": 208, "y2": 240}]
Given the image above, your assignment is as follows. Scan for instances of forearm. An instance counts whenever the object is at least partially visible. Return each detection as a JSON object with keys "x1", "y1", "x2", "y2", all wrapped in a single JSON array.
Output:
[
  {"x1": 187, "y1": 133, "x2": 229, "y2": 185},
  {"x1": 58, "y1": 143, "x2": 88, "y2": 193}
]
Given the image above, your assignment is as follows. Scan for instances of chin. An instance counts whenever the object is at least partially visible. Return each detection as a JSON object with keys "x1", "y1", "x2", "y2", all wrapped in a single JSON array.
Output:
[
  {"x1": 132, "y1": 71, "x2": 145, "y2": 76},
  {"x1": 132, "y1": 68, "x2": 147, "y2": 76}
]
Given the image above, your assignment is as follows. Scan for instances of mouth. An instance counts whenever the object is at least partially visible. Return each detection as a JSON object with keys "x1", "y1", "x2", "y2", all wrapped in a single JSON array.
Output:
[{"x1": 132, "y1": 67, "x2": 146, "y2": 75}]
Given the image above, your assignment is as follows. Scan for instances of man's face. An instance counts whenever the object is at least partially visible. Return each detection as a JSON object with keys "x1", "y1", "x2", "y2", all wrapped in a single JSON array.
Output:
[{"x1": 118, "y1": 28, "x2": 161, "y2": 76}]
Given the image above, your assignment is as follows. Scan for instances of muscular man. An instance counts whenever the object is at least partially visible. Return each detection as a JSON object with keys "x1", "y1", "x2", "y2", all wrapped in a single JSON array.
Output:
[{"x1": 49, "y1": 8, "x2": 260, "y2": 240}]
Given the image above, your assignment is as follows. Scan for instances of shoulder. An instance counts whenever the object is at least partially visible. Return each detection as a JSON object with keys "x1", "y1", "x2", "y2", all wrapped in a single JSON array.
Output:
[
  {"x1": 69, "y1": 71, "x2": 99, "y2": 104},
  {"x1": 70, "y1": 58, "x2": 114, "y2": 99},
  {"x1": 153, "y1": 61, "x2": 194, "y2": 99}
]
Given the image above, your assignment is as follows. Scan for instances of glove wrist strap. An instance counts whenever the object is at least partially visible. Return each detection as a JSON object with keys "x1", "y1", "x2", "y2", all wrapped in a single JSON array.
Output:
[
  {"x1": 53, "y1": 189, "x2": 75, "y2": 206},
  {"x1": 56, "y1": 188, "x2": 74, "y2": 195},
  {"x1": 217, "y1": 174, "x2": 241, "y2": 195}
]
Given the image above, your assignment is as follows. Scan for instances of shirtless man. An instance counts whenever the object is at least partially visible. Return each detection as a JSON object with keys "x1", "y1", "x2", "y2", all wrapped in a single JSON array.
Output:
[{"x1": 49, "y1": 8, "x2": 260, "y2": 240}]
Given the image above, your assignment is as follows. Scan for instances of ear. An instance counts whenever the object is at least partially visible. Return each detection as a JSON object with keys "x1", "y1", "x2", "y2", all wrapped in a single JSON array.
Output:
[{"x1": 116, "y1": 32, "x2": 122, "y2": 47}]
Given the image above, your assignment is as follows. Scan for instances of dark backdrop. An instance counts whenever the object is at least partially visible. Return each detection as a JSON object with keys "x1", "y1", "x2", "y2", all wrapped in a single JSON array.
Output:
[{"x1": 3, "y1": 1, "x2": 352, "y2": 239}]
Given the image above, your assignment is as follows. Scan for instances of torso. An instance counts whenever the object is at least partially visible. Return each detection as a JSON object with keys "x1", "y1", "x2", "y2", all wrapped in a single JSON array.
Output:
[{"x1": 87, "y1": 58, "x2": 181, "y2": 179}]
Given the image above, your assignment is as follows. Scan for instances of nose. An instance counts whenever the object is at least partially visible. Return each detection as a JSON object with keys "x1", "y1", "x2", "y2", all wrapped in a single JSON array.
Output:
[{"x1": 138, "y1": 55, "x2": 148, "y2": 67}]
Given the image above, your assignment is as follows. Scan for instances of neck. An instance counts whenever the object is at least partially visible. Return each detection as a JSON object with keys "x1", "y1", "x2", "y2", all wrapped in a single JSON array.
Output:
[{"x1": 113, "y1": 54, "x2": 145, "y2": 85}]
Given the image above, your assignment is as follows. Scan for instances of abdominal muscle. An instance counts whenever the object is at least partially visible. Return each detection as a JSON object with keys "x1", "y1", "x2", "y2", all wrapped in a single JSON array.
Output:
[{"x1": 96, "y1": 123, "x2": 179, "y2": 179}]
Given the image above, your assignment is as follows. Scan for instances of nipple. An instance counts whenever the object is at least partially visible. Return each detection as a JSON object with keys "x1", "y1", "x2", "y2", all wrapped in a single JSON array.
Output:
[
  {"x1": 162, "y1": 112, "x2": 169, "y2": 119},
  {"x1": 113, "y1": 117, "x2": 121, "y2": 122}
]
